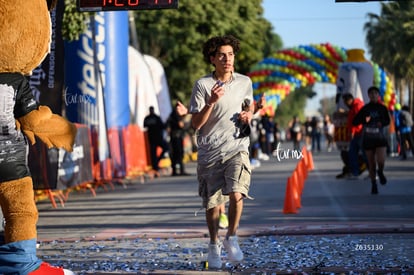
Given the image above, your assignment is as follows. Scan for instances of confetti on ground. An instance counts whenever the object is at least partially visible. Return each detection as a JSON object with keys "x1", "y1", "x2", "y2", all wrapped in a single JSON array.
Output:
[{"x1": 37, "y1": 233, "x2": 414, "y2": 274}]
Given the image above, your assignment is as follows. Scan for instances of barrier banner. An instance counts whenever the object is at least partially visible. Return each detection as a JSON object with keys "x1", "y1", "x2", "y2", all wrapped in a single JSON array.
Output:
[
  {"x1": 57, "y1": 124, "x2": 93, "y2": 190},
  {"x1": 90, "y1": 126, "x2": 113, "y2": 181},
  {"x1": 332, "y1": 111, "x2": 350, "y2": 151},
  {"x1": 123, "y1": 124, "x2": 149, "y2": 177},
  {"x1": 30, "y1": 125, "x2": 93, "y2": 190},
  {"x1": 107, "y1": 127, "x2": 126, "y2": 179},
  {"x1": 29, "y1": 141, "x2": 59, "y2": 190}
]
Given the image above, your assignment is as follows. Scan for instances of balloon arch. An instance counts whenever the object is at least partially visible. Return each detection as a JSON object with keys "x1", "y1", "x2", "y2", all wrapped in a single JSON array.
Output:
[{"x1": 247, "y1": 43, "x2": 397, "y2": 116}]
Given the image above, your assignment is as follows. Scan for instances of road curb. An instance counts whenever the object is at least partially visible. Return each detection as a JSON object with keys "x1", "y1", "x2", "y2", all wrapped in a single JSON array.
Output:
[{"x1": 35, "y1": 222, "x2": 414, "y2": 243}]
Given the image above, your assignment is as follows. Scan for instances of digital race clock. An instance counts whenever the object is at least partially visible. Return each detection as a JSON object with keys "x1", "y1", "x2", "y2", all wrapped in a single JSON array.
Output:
[{"x1": 77, "y1": 0, "x2": 179, "y2": 12}]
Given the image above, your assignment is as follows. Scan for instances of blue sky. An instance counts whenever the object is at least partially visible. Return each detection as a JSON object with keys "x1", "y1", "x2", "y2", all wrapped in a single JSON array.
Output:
[
  {"x1": 262, "y1": 0, "x2": 382, "y2": 115},
  {"x1": 262, "y1": 0, "x2": 381, "y2": 59}
]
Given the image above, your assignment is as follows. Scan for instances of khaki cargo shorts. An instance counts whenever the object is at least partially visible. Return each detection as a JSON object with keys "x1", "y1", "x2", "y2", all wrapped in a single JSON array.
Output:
[{"x1": 197, "y1": 151, "x2": 252, "y2": 210}]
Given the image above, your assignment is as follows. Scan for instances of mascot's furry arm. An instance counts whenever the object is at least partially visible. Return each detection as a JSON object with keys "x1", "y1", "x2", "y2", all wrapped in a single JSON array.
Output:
[{"x1": 17, "y1": 106, "x2": 77, "y2": 152}]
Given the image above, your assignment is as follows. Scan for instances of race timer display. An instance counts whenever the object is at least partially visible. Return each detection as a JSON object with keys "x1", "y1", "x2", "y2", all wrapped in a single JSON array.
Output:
[{"x1": 77, "y1": 0, "x2": 179, "y2": 12}]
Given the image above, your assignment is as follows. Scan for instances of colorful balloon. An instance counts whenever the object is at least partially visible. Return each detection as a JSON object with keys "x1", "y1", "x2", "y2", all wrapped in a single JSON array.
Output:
[{"x1": 248, "y1": 43, "x2": 397, "y2": 115}]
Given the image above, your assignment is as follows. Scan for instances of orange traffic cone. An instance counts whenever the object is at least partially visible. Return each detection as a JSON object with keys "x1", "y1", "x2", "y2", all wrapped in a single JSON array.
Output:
[
  {"x1": 298, "y1": 156, "x2": 308, "y2": 179},
  {"x1": 302, "y1": 156, "x2": 309, "y2": 179},
  {"x1": 305, "y1": 149, "x2": 314, "y2": 171},
  {"x1": 295, "y1": 161, "x2": 306, "y2": 195},
  {"x1": 291, "y1": 170, "x2": 302, "y2": 208},
  {"x1": 283, "y1": 176, "x2": 299, "y2": 214},
  {"x1": 301, "y1": 146, "x2": 308, "y2": 161},
  {"x1": 301, "y1": 149, "x2": 309, "y2": 171}
]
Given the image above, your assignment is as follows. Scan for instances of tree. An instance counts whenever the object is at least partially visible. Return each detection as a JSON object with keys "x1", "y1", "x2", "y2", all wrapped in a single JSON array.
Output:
[
  {"x1": 62, "y1": 0, "x2": 90, "y2": 41},
  {"x1": 319, "y1": 96, "x2": 336, "y2": 117},
  {"x1": 132, "y1": 0, "x2": 277, "y2": 103},
  {"x1": 274, "y1": 86, "x2": 316, "y2": 128},
  {"x1": 364, "y1": 0, "x2": 414, "y2": 112},
  {"x1": 59, "y1": 1, "x2": 280, "y2": 105}
]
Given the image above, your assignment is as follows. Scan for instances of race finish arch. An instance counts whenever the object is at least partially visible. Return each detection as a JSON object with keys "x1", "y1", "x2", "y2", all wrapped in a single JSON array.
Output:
[
  {"x1": 248, "y1": 43, "x2": 397, "y2": 150},
  {"x1": 247, "y1": 43, "x2": 397, "y2": 117}
]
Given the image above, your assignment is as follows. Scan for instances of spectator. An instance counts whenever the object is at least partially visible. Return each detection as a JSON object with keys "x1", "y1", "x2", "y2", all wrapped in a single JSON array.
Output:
[
  {"x1": 250, "y1": 94, "x2": 266, "y2": 166},
  {"x1": 249, "y1": 115, "x2": 261, "y2": 169},
  {"x1": 143, "y1": 106, "x2": 169, "y2": 172},
  {"x1": 310, "y1": 116, "x2": 322, "y2": 152},
  {"x1": 323, "y1": 114, "x2": 335, "y2": 152},
  {"x1": 342, "y1": 93, "x2": 366, "y2": 180},
  {"x1": 396, "y1": 105, "x2": 414, "y2": 160},
  {"x1": 272, "y1": 121, "x2": 282, "y2": 151},
  {"x1": 260, "y1": 114, "x2": 274, "y2": 156},
  {"x1": 303, "y1": 116, "x2": 312, "y2": 150},
  {"x1": 387, "y1": 110, "x2": 398, "y2": 157},
  {"x1": 167, "y1": 102, "x2": 189, "y2": 176},
  {"x1": 289, "y1": 116, "x2": 302, "y2": 151}
]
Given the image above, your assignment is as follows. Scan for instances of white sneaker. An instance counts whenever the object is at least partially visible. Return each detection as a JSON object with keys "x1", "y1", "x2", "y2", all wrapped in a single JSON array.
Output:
[
  {"x1": 223, "y1": 235, "x2": 243, "y2": 262},
  {"x1": 258, "y1": 152, "x2": 269, "y2": 161},
  {"x1": 207, "y1": 242, "x2": 222, "y2": 269},
  {"x1": 250, "y1": 158, "x2": 261, "y2": 169}
]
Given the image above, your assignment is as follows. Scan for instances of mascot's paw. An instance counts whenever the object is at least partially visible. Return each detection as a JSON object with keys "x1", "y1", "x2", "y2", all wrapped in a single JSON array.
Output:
[
  {"x1": 25, "y1": 114, "x2": 77, "y2": 152},
  {"x1": 17, "y1": 105, "x2": 53, "y2": 145},
  {"x1": 29, "y1": 262, "x2": 76, "y2": 275},
  {"x1": 18, "y1": 106, "x2": 53, "y2": 129},
  {"x1": 18, "y1": 106, "x2": 77, "y2": 152}
]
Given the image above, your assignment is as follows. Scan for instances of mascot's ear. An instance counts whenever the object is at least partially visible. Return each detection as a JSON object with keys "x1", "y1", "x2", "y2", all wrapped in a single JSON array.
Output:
[{"x1": 47, "y1": 0, "x2": 58, "y2": 10}]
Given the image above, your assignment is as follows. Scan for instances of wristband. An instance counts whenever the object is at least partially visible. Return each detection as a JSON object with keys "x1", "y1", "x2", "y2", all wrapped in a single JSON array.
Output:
[{"x1": 206, "y1": 103, "x2": 214, "y2": 107}]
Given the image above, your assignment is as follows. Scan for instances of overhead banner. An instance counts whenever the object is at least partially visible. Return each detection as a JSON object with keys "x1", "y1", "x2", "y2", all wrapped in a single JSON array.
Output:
[
  {"x1": 29, "y1": 1, "x2": 65, "y2": 190},
  {"x1": 104, "y1": 12, "x2": 130, "y2": 128},
  {"x1": 29, "y1": 0, "x2": 65, "y2": 114}
]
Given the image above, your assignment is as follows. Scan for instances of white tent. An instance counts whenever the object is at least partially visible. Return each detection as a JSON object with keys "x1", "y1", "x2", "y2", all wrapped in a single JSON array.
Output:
[{"x1": 128, "y1": 46, "x2": 172, "y2": 128}]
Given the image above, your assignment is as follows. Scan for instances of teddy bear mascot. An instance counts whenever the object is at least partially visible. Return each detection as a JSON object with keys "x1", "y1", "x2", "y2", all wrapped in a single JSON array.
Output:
[{"x1": 0, "y1": 0, "x2": 77, "y2": 274}]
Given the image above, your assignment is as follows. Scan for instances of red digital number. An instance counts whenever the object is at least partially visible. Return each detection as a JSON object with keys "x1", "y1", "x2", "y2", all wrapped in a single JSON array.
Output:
[
  {"x1": 102, "y1": 0, "x2": 173, "y2": 7},
  {"x1": 102, "y1": 0, "x2": 139, "y2": 7},
  {"x1": 78, "y1": 0, "x2": 177, "y2": 11}
]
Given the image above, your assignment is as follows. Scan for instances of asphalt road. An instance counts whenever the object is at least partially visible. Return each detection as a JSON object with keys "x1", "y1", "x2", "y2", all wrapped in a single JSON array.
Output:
[{"x1": 34, "y1": 145, "x2": 414, "y2": 241}]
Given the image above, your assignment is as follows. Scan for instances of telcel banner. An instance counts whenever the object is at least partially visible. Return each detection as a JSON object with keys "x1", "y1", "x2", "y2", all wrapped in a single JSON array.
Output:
[{"x1": 64, "y1": 11, "x2": 130, "y2": 161}]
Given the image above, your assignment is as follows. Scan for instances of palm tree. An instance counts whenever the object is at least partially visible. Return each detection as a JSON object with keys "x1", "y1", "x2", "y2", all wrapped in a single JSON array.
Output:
[{"x1": 364, "y1": 0, "x2": 414, "y2": 112}]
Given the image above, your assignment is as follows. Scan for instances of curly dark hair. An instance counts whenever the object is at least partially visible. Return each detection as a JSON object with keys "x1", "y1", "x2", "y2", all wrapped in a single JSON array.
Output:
[{"x1": 202, "y1": 35, "x2": 240, "y2": 64}]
